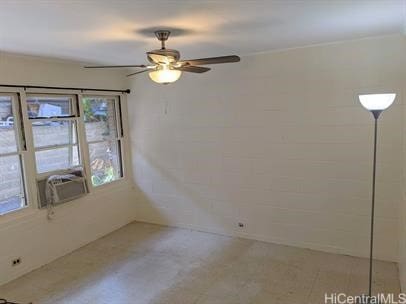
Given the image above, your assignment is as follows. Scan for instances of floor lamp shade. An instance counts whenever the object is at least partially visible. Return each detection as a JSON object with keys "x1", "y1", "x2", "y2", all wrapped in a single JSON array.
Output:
[{"x1": 359, "y1": 93, "x2": 396, "y2": 111}]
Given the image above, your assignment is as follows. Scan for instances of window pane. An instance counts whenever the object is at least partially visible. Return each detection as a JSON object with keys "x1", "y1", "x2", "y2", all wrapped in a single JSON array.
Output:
[
  {"x1": 89, "y1": 141, "x2": 121, "y2": 186},
  {"x1": 0, "y1": 155, "x2": 26, "y2": 214},
  {"x1": 83, "y1": 97, "x2": 117, "y2": 142},
  {"x1": 27, "y1": 95, "x2": 75, "y2": 118},
  {"x1": 32, "y1": 120, "x2": 77, "y2": 148},
  {"x1": 35, "y1": 145, "x2": 80, "y2": 173},
  {"x1": 0, "y1": 96, "x2": 18, "y2": 154}
]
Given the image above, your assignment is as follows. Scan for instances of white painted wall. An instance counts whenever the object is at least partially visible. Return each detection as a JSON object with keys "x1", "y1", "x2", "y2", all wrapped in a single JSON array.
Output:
[
  {"x1": 128, "y1": 35, "x2": 405, "y2": 262},
  {"x1": 398, "y1": 36, "x2": 406, "y2": 291},
  {"x1": 0, "y1": 52, "x2": 136, "y2": 286}
]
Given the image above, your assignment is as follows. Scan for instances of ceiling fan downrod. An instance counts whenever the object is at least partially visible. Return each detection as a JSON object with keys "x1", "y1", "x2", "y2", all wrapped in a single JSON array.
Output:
[{"x1": 155, "y1": 30, "x2": 171, "y2": 50}]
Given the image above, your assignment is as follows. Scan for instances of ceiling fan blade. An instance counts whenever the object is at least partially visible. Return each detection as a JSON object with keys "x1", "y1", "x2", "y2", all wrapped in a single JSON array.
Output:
[
  {"x1": 84, "y1": 65, "x2": 148, "y2": 68},
  {"x1": 176, "y1": 66, "x2": 211, "y2": 73},
  {"x1": 179, "y1": 55, "x2": 240, "y2": 66},
  {"x1": 126, "y1": 69, "x2": 151, "y2": 77}
]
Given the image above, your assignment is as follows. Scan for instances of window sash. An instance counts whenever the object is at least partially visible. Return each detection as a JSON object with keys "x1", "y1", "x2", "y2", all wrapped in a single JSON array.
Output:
[
  {"x1": 0, "y1": 93, "x2": 28, "y2": 213},
  {"x1": 34, "y1": 143, "x2": 78, "y2": 152},
  {"x1": 31, "y1": 119, "x2": 78, "y2": 148},
  {"x1": 82, "y1": 96, "x2": 122, "y2": 143},
  {"x1": 0, "y1": 154, "x2": 27, "y2": 215},
  {"x1": 26, "y1": 93, "x2": 78, "y2": 118},
  {"x1": 0, "y1": 93, "x2": 25, "y2": 157},
  {"x1": 87, "y1": 136, "x2": 120, "y2": 145},
  {"x1": 0, "y1": 150, "x2": 23, "y2": 158},
  {"x1": 29, "y1": 117, "x2": 77, "y2": 122},
  {"x1": 0, "y1": 94, "x2": 25, "y2": 156},
  {"x1": 33, "y1": 135, "x2": 81, "y2": 173},
  {"x1": 82, "y1": 95, "x2": 124, "y2": 187},
  {"x1": 26, "y1": 94, "x2": 81, "y2": 175},
  {"x1": 88, "y1": 138, "x2": 123, "y2": 187},
  {"x1": 35, "y1": 145, "x2": 81, "y2": 175}
]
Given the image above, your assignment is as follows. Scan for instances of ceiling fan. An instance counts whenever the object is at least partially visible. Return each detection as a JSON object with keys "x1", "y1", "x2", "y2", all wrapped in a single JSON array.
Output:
[{"x1": 84, "y1": 30, "x2": 240, "y2": 84}]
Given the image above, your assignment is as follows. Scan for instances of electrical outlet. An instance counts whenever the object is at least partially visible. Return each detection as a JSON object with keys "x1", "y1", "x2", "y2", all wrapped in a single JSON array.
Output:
[
  {"x1": 11, "y1": 257, "x2": 21, "y2": 266},
  {"x1": 238, "y1": 222, "x2": 245, "y2": 228}
]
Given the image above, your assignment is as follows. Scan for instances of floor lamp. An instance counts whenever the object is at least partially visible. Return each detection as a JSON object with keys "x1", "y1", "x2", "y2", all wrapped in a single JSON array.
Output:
[{"x1": 358, "y1": 93, "x2": 396, "y2": 303}]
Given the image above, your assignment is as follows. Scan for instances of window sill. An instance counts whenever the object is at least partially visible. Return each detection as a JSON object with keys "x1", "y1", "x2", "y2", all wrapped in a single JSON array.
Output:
[{"x1": 89, "y1": 177, "x2": 132, "y2": 195}]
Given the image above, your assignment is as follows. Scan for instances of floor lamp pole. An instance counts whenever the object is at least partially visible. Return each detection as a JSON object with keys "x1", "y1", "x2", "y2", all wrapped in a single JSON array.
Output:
[
  {"x1": 368, "y1": 110, "x2": 381, "y2": 301},
  {"x1": 358, "y1": 93, "x2": 396, "y2": 304}
]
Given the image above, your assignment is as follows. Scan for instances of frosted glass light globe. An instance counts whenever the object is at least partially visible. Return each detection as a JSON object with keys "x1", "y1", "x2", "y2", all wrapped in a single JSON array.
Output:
[
  {"x1": 358, "y1": 94, "x2": 396, "y2": 111},
  {"x1": 149, "y1": 65, "x2": 182, "y2": 84}
]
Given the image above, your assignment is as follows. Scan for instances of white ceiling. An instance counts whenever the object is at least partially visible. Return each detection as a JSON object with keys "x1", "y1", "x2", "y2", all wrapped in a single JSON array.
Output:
[{"x1": 0, "y1": 0, "x2": 404, "y2": 65}]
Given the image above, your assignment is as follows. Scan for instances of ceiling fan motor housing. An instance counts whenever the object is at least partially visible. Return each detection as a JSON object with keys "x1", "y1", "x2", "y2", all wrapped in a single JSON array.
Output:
[{"x1": 147, "y1": 49, "x2": 181, "y2": 64}]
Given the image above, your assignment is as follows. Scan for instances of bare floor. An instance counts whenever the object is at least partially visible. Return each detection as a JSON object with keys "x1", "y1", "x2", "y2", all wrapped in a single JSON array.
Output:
[{"x1": 0, "y1": 222, "x2": 400, "y2": 304}]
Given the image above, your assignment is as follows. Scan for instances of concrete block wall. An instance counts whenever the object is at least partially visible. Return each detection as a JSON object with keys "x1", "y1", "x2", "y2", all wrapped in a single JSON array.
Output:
[{"x1": 128, "y1": 35, "x2": 405, "y2": 262}]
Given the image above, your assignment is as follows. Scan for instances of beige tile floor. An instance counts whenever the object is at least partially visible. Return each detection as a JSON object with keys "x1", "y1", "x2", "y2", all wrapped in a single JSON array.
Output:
[{"x1": 0, "y1": 222, "x2": 400, "y2": 304}]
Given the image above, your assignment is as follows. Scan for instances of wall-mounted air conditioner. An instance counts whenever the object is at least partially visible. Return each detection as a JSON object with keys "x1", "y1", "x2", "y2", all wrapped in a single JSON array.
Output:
[{"x1": 37, "y1": 168, "x2": 88, "y2": 209}]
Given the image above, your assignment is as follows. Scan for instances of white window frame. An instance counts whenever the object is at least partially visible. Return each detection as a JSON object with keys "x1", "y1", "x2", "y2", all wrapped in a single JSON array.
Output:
[
  {"x1": 0, "y1": 92, "x2": 29, "y2": 214},
  {"x1": 0, "y1": 88, "x2": 130, "y2": 217},
  {"x1": 79, "y1": 94, "x2": 125, "y2": 190},
  {"x1": 26, "y1": 93, "x2": 82, "y2": 178}
]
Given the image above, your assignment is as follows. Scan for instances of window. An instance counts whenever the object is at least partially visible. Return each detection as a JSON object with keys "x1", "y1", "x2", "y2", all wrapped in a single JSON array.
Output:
[
  {"x1": 82, "y1": 96, "x2": 123, "y2": 186},
  {"x1": 0, "y1": 90, "x2": 126, "y2": 215},
  {"x1": 0, "y1": 94, "x2": 27, "y2": 214},
  {"x1": 27, "y1": 95, "x2": 81, "y2": 174}
]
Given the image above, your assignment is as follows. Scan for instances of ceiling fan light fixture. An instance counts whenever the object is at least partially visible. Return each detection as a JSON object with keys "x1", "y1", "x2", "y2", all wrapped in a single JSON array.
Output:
[
  {"x1": 148, "y1": 65, "x2": 182, "y2": 84},
  {"x1": 84, "y1": 30, "x2": 240, "y2": 81}
]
